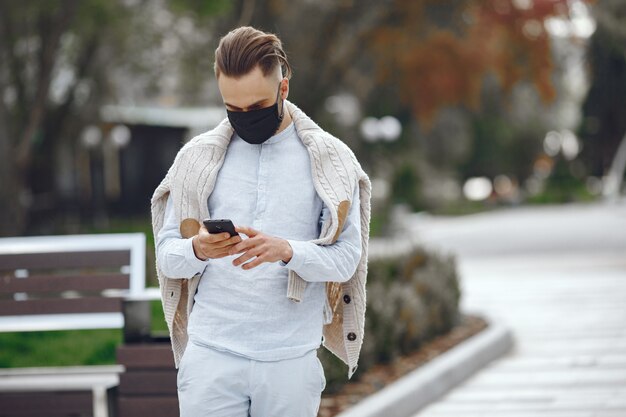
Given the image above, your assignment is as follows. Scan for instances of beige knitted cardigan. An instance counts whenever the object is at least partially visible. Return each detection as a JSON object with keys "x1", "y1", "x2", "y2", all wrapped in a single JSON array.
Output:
[{"x1": 150, "y1": 100, "x2": 371, "y2": 378}]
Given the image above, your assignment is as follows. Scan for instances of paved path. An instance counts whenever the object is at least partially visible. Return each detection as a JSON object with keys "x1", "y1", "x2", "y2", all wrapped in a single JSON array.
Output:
[{"x1": 403, "y1": 202, "x2": 626, "y2": 417}]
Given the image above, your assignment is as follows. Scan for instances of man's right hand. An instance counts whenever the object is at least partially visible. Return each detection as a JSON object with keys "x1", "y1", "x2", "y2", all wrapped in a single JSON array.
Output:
[{"x1": 192, "y1": 226, "x2": 242, "y2": 261}]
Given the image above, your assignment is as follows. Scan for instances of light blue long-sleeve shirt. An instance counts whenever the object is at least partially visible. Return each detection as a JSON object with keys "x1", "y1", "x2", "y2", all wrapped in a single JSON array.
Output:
[{"x1": 155, "y1": 121, "x2": 361, "y2": 361}]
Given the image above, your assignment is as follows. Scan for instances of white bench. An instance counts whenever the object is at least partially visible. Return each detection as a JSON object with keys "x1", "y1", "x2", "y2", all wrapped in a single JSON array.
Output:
[
  {"x1": 0, "y1": 233, "x2": 161, "y2": 417},
  {"x1": 0, "y1": 365, "x2": 123, "y2": 417}
]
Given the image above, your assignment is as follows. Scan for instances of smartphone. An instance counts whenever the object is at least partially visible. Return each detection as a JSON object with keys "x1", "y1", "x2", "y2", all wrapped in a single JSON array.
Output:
[{"x1": 202, "y1": 219, "x2": 239, "y2": 237}]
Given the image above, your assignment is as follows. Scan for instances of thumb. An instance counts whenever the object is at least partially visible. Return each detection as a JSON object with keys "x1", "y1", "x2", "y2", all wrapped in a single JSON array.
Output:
[{"x1": 206, "y1": 231, "x2": 231, "y2": 242}]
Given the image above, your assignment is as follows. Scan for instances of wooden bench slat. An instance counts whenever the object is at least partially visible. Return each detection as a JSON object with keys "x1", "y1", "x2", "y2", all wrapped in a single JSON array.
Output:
[
  {"x1": 117, "y1": 396, "x2": 179, "y2": 417},
  {"x1": 118, "y1": 371, "x2": 177, "y2": 395},
  {"x1": 0, "y1": 250, "x2": 131, "y2": 270},
  {"x1": 0, "y1": 296, "x2": 124, "y2": 316},
  {"x1": 0, "y1": 391, "x2": 93, "y2": 416},
  {"x1": 0, "y1": 274, "x2": 130, "y2": 293},
  {"x1": 116, "y1": 343, "x2": 175, "y2": 369}
]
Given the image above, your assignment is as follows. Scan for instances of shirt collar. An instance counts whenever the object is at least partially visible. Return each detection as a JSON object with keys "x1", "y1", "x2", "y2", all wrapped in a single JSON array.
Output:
[{"x1": 264, "y1": 121, "x2": 295, "y2": 145}]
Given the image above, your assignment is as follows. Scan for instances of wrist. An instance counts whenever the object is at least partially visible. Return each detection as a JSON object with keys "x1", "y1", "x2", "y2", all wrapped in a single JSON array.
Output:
[
  {"x1": 192, "y1": 235, "x2": 208, "y2": 261},
  {"x1": 281, "y1": 239, "x2": 293, "y2": 263}
]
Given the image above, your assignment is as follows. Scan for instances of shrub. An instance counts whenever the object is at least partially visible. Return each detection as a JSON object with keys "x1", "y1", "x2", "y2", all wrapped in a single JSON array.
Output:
[{"x1": 319, "y1": 244, "x2": 460, "y2": 392}]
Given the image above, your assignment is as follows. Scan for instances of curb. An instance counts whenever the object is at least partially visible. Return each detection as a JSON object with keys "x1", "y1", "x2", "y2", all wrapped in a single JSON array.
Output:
[{"x1": 336, "y1": 319, "x2": 514, "y2": 417}]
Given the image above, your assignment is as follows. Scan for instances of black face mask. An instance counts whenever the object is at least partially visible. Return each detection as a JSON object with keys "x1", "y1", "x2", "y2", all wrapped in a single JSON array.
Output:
[{"x1": 227, "y1": 83, "x2": 285, "y2": 145}]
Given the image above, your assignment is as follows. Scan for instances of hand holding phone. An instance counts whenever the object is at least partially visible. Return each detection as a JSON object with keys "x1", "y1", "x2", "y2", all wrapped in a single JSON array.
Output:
[
  {"x1": 203, "y1": 219, "x2": 239, "y2": 237},
  {"x1": 228, "y1": 225, "x2": 294, "y2": 270},
  {"x1": 192, "y1": 219, "x2": 241, "y2": 260}
]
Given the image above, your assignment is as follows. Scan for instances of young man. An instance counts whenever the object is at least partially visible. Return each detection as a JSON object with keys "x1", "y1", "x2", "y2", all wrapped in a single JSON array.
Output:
[{"x1": 151, "y1": 26, "x2": 371, "y2": 416}]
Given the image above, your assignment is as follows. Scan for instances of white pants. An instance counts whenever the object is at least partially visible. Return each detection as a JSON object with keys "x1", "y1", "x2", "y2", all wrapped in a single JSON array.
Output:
[{"x1": 177, "y1": 339, "x2": 326, "y2": 417}]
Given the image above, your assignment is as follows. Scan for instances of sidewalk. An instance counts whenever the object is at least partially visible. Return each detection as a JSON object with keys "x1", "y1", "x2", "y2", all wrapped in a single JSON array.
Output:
[{"x1": 406, "y1": 203, "x2": 626, "y2": 416}]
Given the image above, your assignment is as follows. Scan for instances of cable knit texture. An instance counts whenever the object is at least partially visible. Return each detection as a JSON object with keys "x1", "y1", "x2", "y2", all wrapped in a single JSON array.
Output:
[{"x1": 150, "y1": 100, "x2": 371, "y2": 378}]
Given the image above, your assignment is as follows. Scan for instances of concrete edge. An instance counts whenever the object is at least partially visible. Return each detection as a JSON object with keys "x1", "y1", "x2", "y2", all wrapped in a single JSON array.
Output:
[{"x1": 336, "y1": 318, "x2": 514, "y2": 417}]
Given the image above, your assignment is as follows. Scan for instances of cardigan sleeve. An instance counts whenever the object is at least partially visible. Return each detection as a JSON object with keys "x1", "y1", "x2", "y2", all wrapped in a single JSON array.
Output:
[
  {"x1": 155, "y1": 195, "x2": 210, "y2": 279},
  {"x1": 279, "y1": 184, "x2": 361, "y2": 282}
]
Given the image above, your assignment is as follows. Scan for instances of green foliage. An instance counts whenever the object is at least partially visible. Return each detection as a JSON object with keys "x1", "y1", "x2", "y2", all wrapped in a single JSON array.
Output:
[
  {"x1": 391, "y1": 164, "x2": 424, "y2": 211},
  {"x1": 0, "y1": 300, "x2": 166, "y2": 368},
  {"x1": 461, "y1": 114, "x2": 542, "y2": 180},
  {"x1": 429, "y1": 199, "x2": 498, "y2": 216},
  {"x1": 84, "y1": 337, "x2": 121, "y2": 365},
  {"x1": 0, "y1": 216, "x2": 156, "y2": 369},
  {"x1": 168, "y1": 0, "x2": 231, "y2": 18},
  {"x1": 368, "y1": 212, "x2": 386, "y2": 237},
  {"x1": 320, "y1": 245, "x2": 460, "y2": 393},
  {"x1": 0, "y1": 329, "x2": 122, "y2": 368},
  {"x1": 151, "y1": 299, "x2": 169, "y2": 333},
  {"x1": 579, "y1": 2, "x2": 626, "y2": 177},
  {"x1": 527, "y1": 159, "x2": 596, "y2": 204},
  {"x1": 74, "y1": 0, "x2": 129, "y2": 33}
]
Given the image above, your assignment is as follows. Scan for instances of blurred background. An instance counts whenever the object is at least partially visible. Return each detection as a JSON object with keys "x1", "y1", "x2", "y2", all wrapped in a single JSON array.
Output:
[
  {"x1": 1, "y1": 0, "x2": 624, "y2": 243},
  {"x1": 1, "y1": 0, "x2": 626, "y2": 414}
]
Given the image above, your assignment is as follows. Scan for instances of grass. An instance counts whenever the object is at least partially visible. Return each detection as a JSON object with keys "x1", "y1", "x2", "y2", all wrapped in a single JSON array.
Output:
[
  {"x1": 526, "y1": 183, "x2": 597, "y2": 205},
  {"x1": 0, "y1": 329, "x2": 123, "y2": 368},
  {"x1": 428, "y1": 200, "x2": 501, "y2": 216},
  {"x1": 0, "y1": 300, "x2": 168, "y2": 368}
]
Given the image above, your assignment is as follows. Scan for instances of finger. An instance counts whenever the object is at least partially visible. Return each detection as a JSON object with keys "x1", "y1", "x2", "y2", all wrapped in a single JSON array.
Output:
[
  {"x1": 242, "y1": 256, "x2": 265, "y2": 270},
  {"x1": 233, "y1": 249, "x2": 261, "y2": 267},
  {"x1": 211, "y1": 249, "x2": 232, "y2": 259},
  {"x1": 235, "y1": 225, "x2": 259, "y2": 237},
  {"x1": 229, "y1": 237, "x2": 259, "y2": 255},
  {"x1": 212, "y1": 235, "x2": 242, "y2": 249},
  {"x1": 198, "y1": 229, "x2": 221, "y2": 242},
  {"x1": 205, "y1": 232, "x2": 232, "y2": 243}
]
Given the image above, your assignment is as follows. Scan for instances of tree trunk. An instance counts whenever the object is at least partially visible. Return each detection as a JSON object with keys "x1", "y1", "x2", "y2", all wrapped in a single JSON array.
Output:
[
  {"x1": 15, "y1": 0, "x2": 79, "y2": 171},
  {"x1": 602, "y1": 131, "x2": 626, "y2": 201},
  {"x1": 0, "y1": 112, "x2": 27, "y2": 236}
]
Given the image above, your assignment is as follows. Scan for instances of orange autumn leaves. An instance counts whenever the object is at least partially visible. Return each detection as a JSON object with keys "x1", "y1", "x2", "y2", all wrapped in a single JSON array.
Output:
[
  {"x1": 370, "y1": 0, "x2": 591, "y2": 126},
  {"x1": 395, "y1": 31, "x2": 486, "y2": 125}
]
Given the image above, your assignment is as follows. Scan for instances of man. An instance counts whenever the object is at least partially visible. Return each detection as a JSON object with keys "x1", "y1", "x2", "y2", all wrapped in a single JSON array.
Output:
[{"x1": 151, "y1": 26, "x2": 371, "y2": 417}]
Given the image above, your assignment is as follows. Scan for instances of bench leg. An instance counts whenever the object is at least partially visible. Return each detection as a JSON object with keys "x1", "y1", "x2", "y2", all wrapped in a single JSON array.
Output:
[{"x1": 93, "y1": 385, "x2": 109, "y2": 417}]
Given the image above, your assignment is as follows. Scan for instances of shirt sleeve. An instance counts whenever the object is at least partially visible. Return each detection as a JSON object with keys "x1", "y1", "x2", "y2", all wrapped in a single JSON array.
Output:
[
  {"x1": 155, "y1": 194, "x2": 210, "y2": 279},
  {"x1": 279, "y1": 184, "x2": 362, "y2": 283}
]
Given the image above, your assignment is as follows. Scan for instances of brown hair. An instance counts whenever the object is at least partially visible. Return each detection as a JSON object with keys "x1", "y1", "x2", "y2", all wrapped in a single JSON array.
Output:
[{"x1": 214, "y1": 26, "x2": 292, "y2": 79}]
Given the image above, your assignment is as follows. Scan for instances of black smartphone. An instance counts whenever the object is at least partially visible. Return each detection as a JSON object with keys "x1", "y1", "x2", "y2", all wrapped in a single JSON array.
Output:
[{"x1": 202, "y1": 219, "x2": 239, "y2": 237}]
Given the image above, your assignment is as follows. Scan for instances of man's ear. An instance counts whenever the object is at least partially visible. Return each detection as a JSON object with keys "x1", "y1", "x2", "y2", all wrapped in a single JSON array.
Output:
[{"x1": 280, "y1": 77, "x2": 289, "y2": 100}]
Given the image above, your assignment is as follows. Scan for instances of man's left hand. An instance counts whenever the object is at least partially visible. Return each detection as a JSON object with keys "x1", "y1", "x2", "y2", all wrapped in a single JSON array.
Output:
[{"x1": 229, "y1": 226, "x2": 293, "y2": 270}]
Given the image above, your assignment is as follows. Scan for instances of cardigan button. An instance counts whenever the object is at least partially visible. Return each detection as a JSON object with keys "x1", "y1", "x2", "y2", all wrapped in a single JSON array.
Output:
[
  {"x1": 343, "y1": 294, "x2": 351, "y2": 304},
  {"x1": 170, "y1": 291, "x2": 174, "y2": 297},
  {"x1": 347, "y1": 332, "x2": 356, "y2": 341}
]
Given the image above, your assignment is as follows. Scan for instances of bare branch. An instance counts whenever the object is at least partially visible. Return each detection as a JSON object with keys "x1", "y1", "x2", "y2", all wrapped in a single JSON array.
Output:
[
  {"x1": 15, "y1": 0, "x2": 80, "y2": 170},
  {"x1": 0, "y1": 3, "x2": 28, "y2": 130},
  {"x1": 46, "y1": 34, "x2": 100, "y2": 143}
]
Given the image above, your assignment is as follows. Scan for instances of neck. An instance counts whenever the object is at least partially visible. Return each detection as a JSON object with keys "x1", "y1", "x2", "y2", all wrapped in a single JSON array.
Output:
[{"x1": 274, "y1": 101, "x2": 292, "y2": 135}]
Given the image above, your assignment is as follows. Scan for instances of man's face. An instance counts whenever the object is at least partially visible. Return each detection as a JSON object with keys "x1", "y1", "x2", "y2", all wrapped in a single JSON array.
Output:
[{"x1": 218, "y1": 65, "x2": 287, "y2": 112}]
